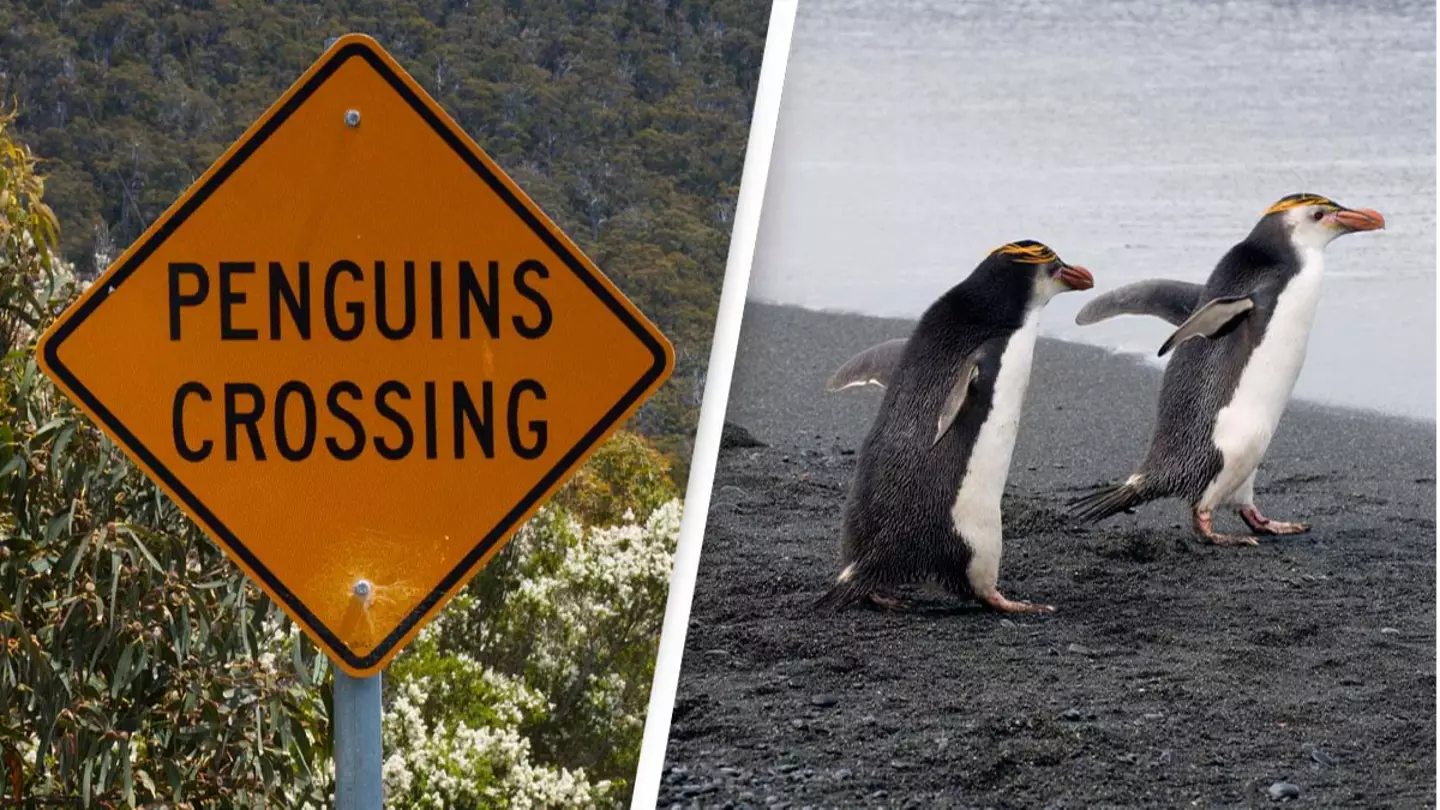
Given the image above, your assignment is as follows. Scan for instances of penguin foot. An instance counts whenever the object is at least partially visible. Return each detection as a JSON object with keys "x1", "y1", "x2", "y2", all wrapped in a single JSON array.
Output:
[
  {"x1": 1239, "y1": 506, "x2": 1311, "y2": 536},
  {"x1": 979, "y1": 590, "x2": 1056, "y2": 614},
  {"x1": 865, "y1": 592, "x2": 915, "y2": 612},
  {"x1": 1193, "y1": 510, "x2": 1260, "y2": 547}
]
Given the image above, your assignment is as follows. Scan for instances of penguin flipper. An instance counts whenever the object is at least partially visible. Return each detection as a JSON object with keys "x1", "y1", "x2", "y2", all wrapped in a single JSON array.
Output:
[
  {"x1": 826, "y1": 338, "x2": 908, "y2": 391},
  {"x1": 1075, "y1": 280, "x2": 1205, "y2": 327},
  {"x1": 933, "y1": 352, "x2": 983, "y2": 446},
  {"x1": 1157, "y1": 295, "x2": 1255, "y2": 356}
]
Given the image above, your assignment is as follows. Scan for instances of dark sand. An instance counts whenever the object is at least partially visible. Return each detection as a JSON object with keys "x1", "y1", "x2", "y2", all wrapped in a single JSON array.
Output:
[{"x1": 659, "y1": 303, "x2": 1435, "y2": 809}]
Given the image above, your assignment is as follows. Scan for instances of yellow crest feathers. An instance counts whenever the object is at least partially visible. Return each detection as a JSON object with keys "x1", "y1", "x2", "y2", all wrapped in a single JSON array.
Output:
[
  {"x1": 989, "y1": 241, "x2": 1057, "y2": 264},
  {"x1": 1263, "y1": 194, "x2": 1338, "y2": 216}
]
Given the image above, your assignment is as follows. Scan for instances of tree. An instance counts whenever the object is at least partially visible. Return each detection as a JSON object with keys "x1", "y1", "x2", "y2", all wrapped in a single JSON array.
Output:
[{"x1": 0, "y1": 102, "x2": 332, "y2": 810}]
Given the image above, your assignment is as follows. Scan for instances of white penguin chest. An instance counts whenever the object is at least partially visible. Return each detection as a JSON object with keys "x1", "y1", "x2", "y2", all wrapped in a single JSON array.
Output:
[
  {"x1": 1207, "y1": 250, "x2": 1323, "y2": 498},
  {"x1": 950, "y1": 309, "x2": 1040, "y2": 537}
]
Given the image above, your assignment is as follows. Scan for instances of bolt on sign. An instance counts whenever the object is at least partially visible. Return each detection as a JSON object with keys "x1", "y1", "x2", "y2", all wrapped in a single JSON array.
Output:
[{"x1": 35, "y1": 35, "x2": 674, "y2": 677}]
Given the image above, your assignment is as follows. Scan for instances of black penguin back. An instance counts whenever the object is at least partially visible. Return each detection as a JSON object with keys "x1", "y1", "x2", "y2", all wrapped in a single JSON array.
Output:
[
  {"x1": 1139, "y1": 223, "x2": 1302, "y2": 500},
  {"x1": 836, "y1": 256, "x2": 1039, "y2": 598}
]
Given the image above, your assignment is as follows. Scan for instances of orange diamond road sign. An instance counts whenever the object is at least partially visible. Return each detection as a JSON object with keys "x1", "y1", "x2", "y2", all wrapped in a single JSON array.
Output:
[{"x1": 36, "y1": 34, "x2": 674, "y2": 677}]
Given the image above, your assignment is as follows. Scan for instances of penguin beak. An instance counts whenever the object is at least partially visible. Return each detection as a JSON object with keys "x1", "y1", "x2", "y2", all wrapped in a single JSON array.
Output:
[
  {"x1": 1334, "y1": 208, "x2": 1385, "y2": 232},
  {"x1": 1057, "y1": 264, "x2": 1094, "y2": 291}
]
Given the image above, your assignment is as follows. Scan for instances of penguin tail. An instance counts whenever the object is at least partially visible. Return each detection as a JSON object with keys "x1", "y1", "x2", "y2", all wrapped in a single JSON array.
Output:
[
  {"x1": 1068, "y1": 475, "x2": 1152, "y2": 524},
  {"x1": 812, "y1": 579, "x2": 869, "y2": 612},
  {"x1": 812, "y1": 561, "x2": 879, "y2": 612}
]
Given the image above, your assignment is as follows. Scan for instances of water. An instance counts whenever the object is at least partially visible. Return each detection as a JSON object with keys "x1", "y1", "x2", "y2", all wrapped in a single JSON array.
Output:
[{"x1": 751, "y1": 0, "x2": 1436, "y2": 420}]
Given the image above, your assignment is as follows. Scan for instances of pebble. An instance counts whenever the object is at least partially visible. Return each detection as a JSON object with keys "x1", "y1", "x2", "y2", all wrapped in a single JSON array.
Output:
[
  {"x1": 789, "y1": 719, "x2": 806, "y2": 729},
  {"x1": 889, "y1": 759, "x2": 914, "y2": 770},
  {"x1": 868, "y1": 790, "x2": 889, "y2": 800},
  {"x1": 999, "y1": 618, "x2": 1017, "y2": 628},
  {"x1": 1067, "y1": 643, "x2": 1096, "y2": 656},
  {"x1": 1380, "y1": 627, "x2": 1400, "y2": 635},
  {"x1": 775, "y1": 763, "x2": 802, "y2": 774},
  {"x1": 1267, "y1": 781, "x2": 1301, "y2": 801},
  {"x1": 1309, "y1": 747, "x2": 1334, "y2": 767},
  {"x1": 832, "y1": 768, "x2": 853, "y2": 780},
  {"x1": 810, "y1": 693, "x2": 839, "y2": 708},
  {"x1": 1060, "y1": 708, "x2": 1083, "y2": 722}
]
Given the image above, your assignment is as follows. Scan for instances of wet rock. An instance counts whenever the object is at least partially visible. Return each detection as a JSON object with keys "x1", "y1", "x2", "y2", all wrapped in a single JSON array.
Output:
[
  {"x1": 1267, "y1": 781, "x2": 1301, "y2": 801},
  {"x1": 1060, "y1": 708, "x2": 1083, "y2": 722},
  {"x1": 810, "y1": 693, "x2": 839, "y2": 708},
  {"x1": 832, "y1": 767, "x2": 853, "y2": 780},
  {"x1": 721, "y1": 422, "x2": 767, "y2": 449}
]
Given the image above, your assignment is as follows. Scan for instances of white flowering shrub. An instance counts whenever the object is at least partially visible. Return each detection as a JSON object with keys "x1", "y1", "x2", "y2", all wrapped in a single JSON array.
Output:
[{"x1": 381, "y1": 434, "x2": 681, "y2": 808}]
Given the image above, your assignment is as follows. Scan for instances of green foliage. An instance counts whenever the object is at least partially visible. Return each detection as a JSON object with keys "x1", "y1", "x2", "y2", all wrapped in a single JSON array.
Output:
[
  {"x1": 0, "y1": 106, "x2": 61, "y2": 356},
  {"x1": 0, "y1": 0, "x2": 771, "y2": 480},
  {"x1": 0, "y1": 121, "x2": 330, "y2": 808},
  {"x1": 556, "y1": 430, "x2": 678, "y2": 527},
  {"x1": 387, "y1": 442, "x2": 681, "y2": 806}
]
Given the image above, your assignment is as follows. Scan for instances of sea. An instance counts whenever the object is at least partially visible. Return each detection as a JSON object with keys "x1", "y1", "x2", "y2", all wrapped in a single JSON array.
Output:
[{"x1": 750, "y1": 0, "x2": 1436, "y2": 420}]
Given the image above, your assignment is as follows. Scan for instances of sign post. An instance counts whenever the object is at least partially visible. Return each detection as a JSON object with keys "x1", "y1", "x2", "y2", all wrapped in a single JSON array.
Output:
[
  {"x1": 334, "y1": 668, "x2": 383, "y2": 809},
  {"x1": 35, "y1": 34, "x2": 673, "y2": 807}
]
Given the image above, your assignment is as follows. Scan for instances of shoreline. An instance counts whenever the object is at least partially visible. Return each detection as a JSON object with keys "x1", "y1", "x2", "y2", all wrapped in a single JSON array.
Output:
[
  {"x1": 744, "y1": 297, "x2": 1437, "y2": 427},
  {"x1": 659, "y1": 301, "x2": 1435, "y2": 809}
]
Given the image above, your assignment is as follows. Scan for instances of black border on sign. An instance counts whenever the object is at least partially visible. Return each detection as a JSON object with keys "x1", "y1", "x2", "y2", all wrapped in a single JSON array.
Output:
[{"x1": 41, "y1": 42, "x2": 670, "y2": 672}]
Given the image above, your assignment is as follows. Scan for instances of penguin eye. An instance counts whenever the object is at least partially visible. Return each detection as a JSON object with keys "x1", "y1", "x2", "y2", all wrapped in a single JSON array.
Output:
[{"x1": 1311, "y1": 210, "x2": 1325, "y2": 222}]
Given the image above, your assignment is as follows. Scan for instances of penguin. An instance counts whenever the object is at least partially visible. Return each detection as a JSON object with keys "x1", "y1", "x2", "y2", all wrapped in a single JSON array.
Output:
[
  {"x1": 1069, "y1": 194, "x2": 1384, "y2": 544},
  {"x1": 818, "y1": 241, "x2": 1094, "y2": 612}
]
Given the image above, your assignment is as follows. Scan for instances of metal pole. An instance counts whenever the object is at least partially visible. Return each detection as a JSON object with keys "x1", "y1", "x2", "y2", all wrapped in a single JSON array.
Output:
[
  {"x1": 335, "y1": 580, "x2": 382, "y2": 809},
  {"x1": 334, "y1": 668, "x2": 384, "y2": 810}
]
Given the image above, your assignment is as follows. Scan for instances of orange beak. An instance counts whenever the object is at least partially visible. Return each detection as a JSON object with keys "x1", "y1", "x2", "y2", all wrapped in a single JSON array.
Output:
[
  {"x1": 1334, "y1": 208, "x2": 1385, "y2": 232},
  {"x1": 1058, "y1": 264, "x2": 1094, "y2": 291}
]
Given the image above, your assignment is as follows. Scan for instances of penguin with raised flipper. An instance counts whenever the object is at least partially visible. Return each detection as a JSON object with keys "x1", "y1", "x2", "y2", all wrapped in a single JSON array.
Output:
[
  {"x1": 819, "y1": 241, "x2": 1094, "y2": 612},
  {"x1": 1070, "y1": 194, "x2": 1384, "y2": 544}
]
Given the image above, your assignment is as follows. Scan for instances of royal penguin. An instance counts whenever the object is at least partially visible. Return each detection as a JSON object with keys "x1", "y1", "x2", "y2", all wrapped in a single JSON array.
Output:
[
  {"x1": 819, "y1": 241, "x2": 1094, "y2": 613},
  {"x1": 1069, "y1": 194, "x2": 1384, "y2": 544}
]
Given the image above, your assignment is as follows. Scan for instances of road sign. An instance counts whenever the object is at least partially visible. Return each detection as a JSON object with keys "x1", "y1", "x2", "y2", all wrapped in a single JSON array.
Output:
[{"x1": 36, "y1": 34, "x2": 674, "y2": 677}]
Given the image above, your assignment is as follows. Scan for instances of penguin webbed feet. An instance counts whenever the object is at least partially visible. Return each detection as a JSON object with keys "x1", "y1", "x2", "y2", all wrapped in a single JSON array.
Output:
[
  {"x1": 1192, "y1": 509, "x2": 1260, "y2": 547},
  {"x1": 978, "y1": 589, "x2": 1056, "y2": 614},
  {"x1": 1238, "y1": 505, "x2": 1312, "y2": 536}
]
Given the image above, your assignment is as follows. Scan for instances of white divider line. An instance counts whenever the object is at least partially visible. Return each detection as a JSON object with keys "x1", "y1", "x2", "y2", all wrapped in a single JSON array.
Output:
[{"x1": 629, "y1": 2, "x2": 799, "y2": 806}]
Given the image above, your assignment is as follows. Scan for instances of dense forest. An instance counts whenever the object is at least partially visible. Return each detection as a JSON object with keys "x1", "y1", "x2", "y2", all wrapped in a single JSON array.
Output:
[{"x1": 0, "y1": 0, "x2": 771, "y2": 472}]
